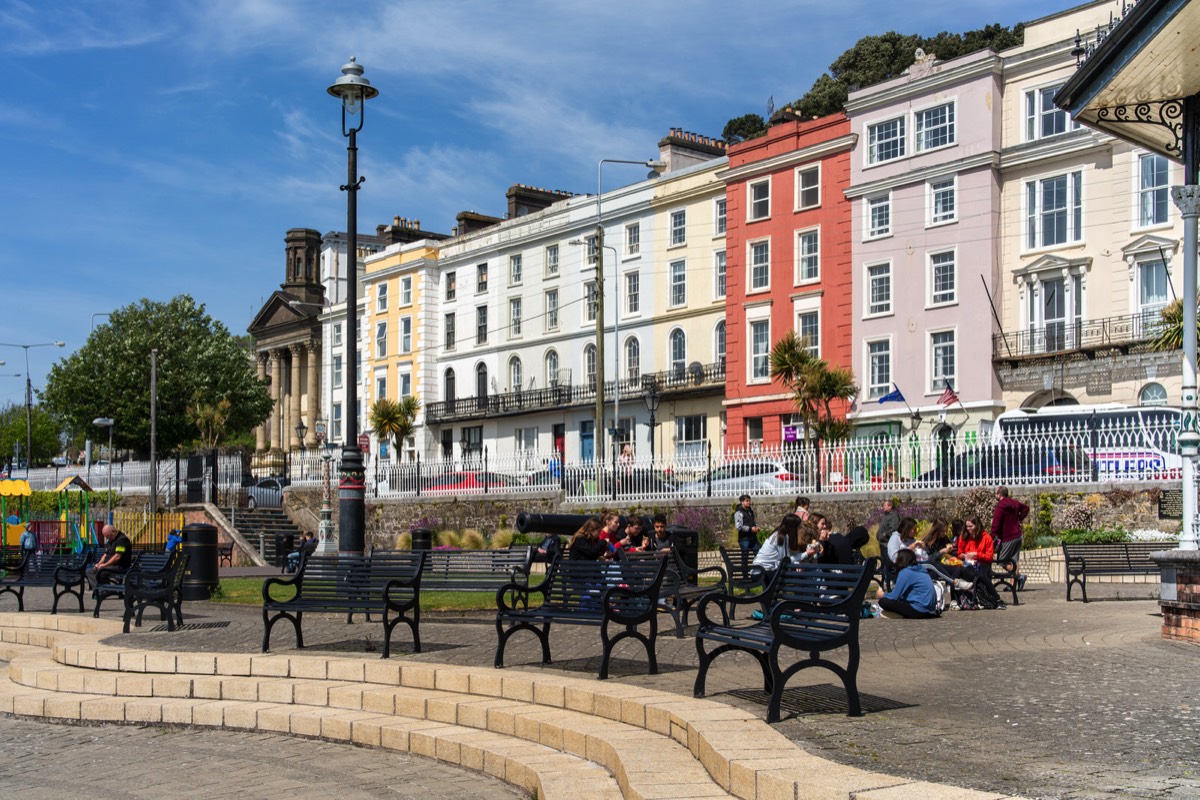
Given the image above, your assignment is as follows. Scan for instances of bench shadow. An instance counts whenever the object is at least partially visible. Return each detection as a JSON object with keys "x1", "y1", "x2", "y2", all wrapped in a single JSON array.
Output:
[
  {"x1": 503, "y1": 655, "x2": 693, "y2": 678},
  {"x1": 726, "y1": 685, "x2": 912, "y2": 717},
  {"x1": 295, "y1": 638, "x2": 464, "y2": 656}
]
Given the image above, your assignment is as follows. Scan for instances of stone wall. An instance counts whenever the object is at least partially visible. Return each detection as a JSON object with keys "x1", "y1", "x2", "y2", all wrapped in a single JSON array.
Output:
[{"x1": 282, "y1": 481, "x2": 1180, "y2": 549}]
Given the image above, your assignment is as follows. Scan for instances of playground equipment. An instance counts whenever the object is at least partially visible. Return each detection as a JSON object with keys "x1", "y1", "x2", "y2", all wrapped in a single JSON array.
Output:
[
  {"x1": 54, "y1": 476, "x2": 98, "y2": 551},
  {"x1": 1, "y1": 479, "x2": 31, "y2": 547}
]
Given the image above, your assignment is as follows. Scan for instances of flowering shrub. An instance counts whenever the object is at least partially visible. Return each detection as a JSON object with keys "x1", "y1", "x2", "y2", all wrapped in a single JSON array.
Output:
[
  {"x1": 953, "y1": 487, "x2": 995, "y2": 525},
  {"x1": 1056, "y1": 501, "x2": 1094, "y2": 532},
  {"x1": 411, "y1": 514, "x2": 444, "y2": 532},
  {"x1": 432, "y1": 544, "x2": 462, "y2": 551},
  {"x1": 671, "y1": 503, "x2": 737, "y2": 549}
]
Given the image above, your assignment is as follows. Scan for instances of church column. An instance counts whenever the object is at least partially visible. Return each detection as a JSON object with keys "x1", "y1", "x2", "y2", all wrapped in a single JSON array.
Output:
[
  {"x1": 269, "y1": 350, "x2": 283, "y2": 451},
  {"x1": 255, "y1": 353, "x2": 268, "y2": 452},
  {"x1": 289, "y1": 343, "x2": 304, "y2": 450},
  {"x1": 307, "y1": 337, "x2": 321, "y2": 448}
]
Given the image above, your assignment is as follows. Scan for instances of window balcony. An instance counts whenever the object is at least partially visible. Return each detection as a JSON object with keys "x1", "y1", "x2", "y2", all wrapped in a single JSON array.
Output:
[{"x1": 993, "y1": 311, "x2": 1167, "y2": 362}]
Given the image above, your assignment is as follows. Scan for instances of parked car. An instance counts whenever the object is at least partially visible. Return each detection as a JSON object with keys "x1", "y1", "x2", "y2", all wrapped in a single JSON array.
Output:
[
  {"x1": 680, "y1": 459, "x2": 806, "y2": 495},
  {"x1": 420, "y1": 471, "x2": 522, "y2": 492},
  {"x1": 246, "y1": 476, "x2": 291, "y2": 509},
  {"x1": 917, "y1": 444, "x2": 1092, "y2": 485}
]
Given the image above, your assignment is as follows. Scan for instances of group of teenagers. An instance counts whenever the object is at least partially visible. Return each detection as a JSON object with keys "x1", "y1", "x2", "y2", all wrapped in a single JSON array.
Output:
[{"x1": 537, "y1": 511, "x2": 676, "y2": 563}]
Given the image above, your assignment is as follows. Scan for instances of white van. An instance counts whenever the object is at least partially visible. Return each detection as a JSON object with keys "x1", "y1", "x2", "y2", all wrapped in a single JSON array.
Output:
[{"x1": 989, "y1": 404, "x2": 1180, "y2": 479}]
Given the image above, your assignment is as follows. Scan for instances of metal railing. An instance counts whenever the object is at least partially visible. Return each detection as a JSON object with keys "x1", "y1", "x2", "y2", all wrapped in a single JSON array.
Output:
[{"x1": 992, "y1": 310, "x2": 1166, "y2": 359}]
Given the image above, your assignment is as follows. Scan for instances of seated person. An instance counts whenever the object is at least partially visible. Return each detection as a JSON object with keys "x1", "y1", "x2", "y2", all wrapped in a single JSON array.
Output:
[
  {"x1": 533, "y1": 532, "x2": 561, "y2": 563},
  {"x1": 886, "y1": 517, "x2": 919, "y2": 563},
  {"x1": 875, "y1": 549, "x2": 940, "y2": 619},
  {"x1": 616, "y1": 515, "x2": 648, "y2": 553},
  {"x1": 567, "y1": 517, "x2": 608, "y2": 561},
  {"x1": 645, "y1": 514, "x2": 672, "y2": 555},
  {"x1": 286, "y1": 533, "x2": 318, "y2": 573},
  {"x1": 956, "y1": 516, "x2": 995, "y2": 584},
  {"x1": 817, "y1": 520, "x2": 868, "y2": 565},
  {"x1": 165, "y1": 530, "x2": 183, "y2": 552},
  {"x1": 600, "y1": 512, "x2": 624, "y2": 551},
  {"x1": 752, "y1": 514, "x2": 804, "y2": 586},
  {"x1": 87, "y1": 525, "x2": 133, "y2": 590}
]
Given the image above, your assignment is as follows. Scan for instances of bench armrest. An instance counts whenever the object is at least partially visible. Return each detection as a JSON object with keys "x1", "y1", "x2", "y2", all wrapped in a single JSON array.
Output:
[
  {"x1": 383, "y1": 573, "x2": 421, "y2": 611},
  {"x1": 496, "y1": 577, "x2": 543, "y2": 613},
  {"x1": 262, "y1": 573, "x2": 301, "y2": 603},
  {"x1": 694, "y1": 589, "x2": 766, "y2": 627}
]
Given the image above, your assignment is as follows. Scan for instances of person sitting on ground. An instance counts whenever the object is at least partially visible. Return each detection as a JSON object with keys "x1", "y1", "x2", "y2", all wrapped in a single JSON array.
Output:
[
  {"x1": 816, "y1": 517, "x2": 868, "y2": 566},
  {"x1": 752, "y1": 513, "x2": 804, "y2": 586},
  {"x1": 533, "y1": 531, "x2": 561, "y2": 563},
  {"x1": 646, "y1": 513, "x2": 672, "y2": 556},
  {"x1": 567, "y1": 517, "x2": 608, "y2": 561},
  {"x1": 887, "y1": 517, "x2": 919, "y2": 564},
  {"x1": 956, "y1": 516, "x2": 995, "y2": 583},
  {"x1": 793, "y1": 496, "x2": 811, "y2": 522},
  {"x1": 875, "y1": 549, "x2": 940, "y2": 619},
  {"x1": 87, "y1": 524, "x2": 132, "y2": 590}
]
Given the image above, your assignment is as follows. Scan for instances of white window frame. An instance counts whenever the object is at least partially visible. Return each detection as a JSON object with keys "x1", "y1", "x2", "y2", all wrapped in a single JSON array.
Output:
[
  {"x1": 1136, "y1": 258, "x2": 1170, "y2": 317},
  {"x1": 668, "y1": 328, "x2": 687, "y2": 375},
  {"x1": 795, "y1": 164, "x2": 821, "y2": 211},
  {"x1": 400, "y1": 371, "x2": 412, "y2": 399},
  {"x1": 584, "y1": 280, "x2": 597, "y2": 323},
  {"x1": 544, "y1": 289, "x2": 559, "y2": 331},
  {"x1": 476, "y1": 263, "x2": 488, "y2": 293},
  {"x1": 444, "y1": 312, "x2": 456, "y2": 352},
  {"x1": 669, "y1": 209, "x2": 687, "y2": 246},
  {"x1": 865, "y1": 336, "x2": 892, "y2": 399},
  {"x1": 928, "y1": 328, "x2": 956, "y2": 395},
  {"x1": 714, "y1": 250, "x2": 726, "y2": 300},
  {"x1": 797, "y1": 310, "x2": 820, "y2": 358},
  {"x1": 624, "y1": 337, "x2": 640, "y2": 382},
  {"x1": 625, "y1": 271, "x2": 640, "y2": 316},
  {"x1": 1023, "y1": 82, "x2": 1079, "y2": 142},
  {"x1": 375, "y1": 370, "x2": 387, "y2": 402},
  {"x1": 927, "y1": 175, "x2": 957, "y2": 226},
  {"x1": 400, "y1": 316, "x2": 412, "y2": 353},
  {"x1": 544, "y1": 244, "x2": 559, "y2": 276},
  {"x1": 444, "y1": 271, "x2": 456, "y2": 301},
  {"x1": 865, "y1": 261, "x2": 893, "y2": 318},
  {"x1": 914, "y1": 100, "x2": 956, "y2": 152},
  {"x1": 545, "y1": 350, "x2": 559, "y2": 386},
  {"x1": 748, "y1": 178, "x2": 771, "y2": 221},
  {"x1": 867, "y1": 115, "x2": 906, "y2": 165},
  {"x1": 509, "y1": 356, "x2": 523, "y2": 392},
  {"x1": 584, "y1": 235, "x2": 597, "y2": 267},
  {"x1": 714, "y1": 197, "x2": 727, "y2": 235},
  {"x1": 509, "y1": 297, "x2": 522, "y2": 337},
  {"x1": 509, "y1": 253, "x2": 523, "y2": 286},
  {"x1": 333, "y1": 323, "x2": 343, "y2": 347},
  {"x1": 584, "y1": 343, "x2": 597, "y2": 385},
  {"x1": 375, "y1": 321, "x2": 388, "y2": 358},
  {"x1": 376, "y1": 282, "x2": 388, "y2": 312},
  {"x1": 748, "y1": 238, "x2": 771, "y2": 293},
  {"x1": 475, "y1": 305, "x2": 488, "y2": 345},
  {"x1": 748, "y1": 316, "x2": 771, "y2": 384},
  {"x1": 332, "y1": 403, "x2": 342, "y2": 440},
  {"x1": 715, "y1": 320, "x2": 726, "y2": 367},
  {"x1": 514, "y1": 426, "x2": 538, "y2": 452},
  {"x1": 1024, "y1": 170, "x2": 1084, "y2": 251},
  {"x1": 625, "y1": 223, "x2": 640, "y2": 256},
  {"x1": 795, "y1": 227, "x2": 820, "y2": 285},
  {"x1": 928, "y1": 249, "x2": 957, "y2": 308},
  {"x1": 669, "y1": 260, "x2": 687, "y2": 308},
  {"x1": 400, "y1": 276, "x2": 412, "y2": 306},
  {"x1": 1137, "y1": 152, "x2": 1170, "y2": 229},
  {"x1": 332, "y1": 354, "x2": 343, "y2": 388},
  {"x1": 866, "y1": 192, "x2": 891, "y2": 239}
]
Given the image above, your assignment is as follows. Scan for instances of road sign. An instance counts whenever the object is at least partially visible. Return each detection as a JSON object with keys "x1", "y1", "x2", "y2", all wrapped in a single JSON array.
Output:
[{"x1": 357, "y1": 434, "x2": 370, "y2": 453}]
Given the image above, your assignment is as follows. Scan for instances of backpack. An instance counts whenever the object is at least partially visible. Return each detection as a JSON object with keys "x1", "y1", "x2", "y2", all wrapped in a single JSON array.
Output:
[{"x1": 973, "y1": 577, "x2": 1006, "y2": 610}]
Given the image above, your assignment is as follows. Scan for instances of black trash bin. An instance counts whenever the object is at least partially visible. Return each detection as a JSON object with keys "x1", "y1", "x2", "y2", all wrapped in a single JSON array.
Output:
[
  {"x1": 668, "y1": 526, "x2": 699, "y2": 574},
  {"x1": 411, "y1": 528, "x2": 433, "y2": 551},
  {"x1": 274, "y1": 533, "x2": 295, "y2": 569},
  {"x1": 181, "y1": 522, "x2": 219, "y2": 601}
]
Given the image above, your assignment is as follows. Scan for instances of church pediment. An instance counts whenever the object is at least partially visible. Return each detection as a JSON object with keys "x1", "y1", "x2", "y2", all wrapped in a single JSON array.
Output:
[{"x1": 248, "y1": 291, "x2": 319, "y2": 337}]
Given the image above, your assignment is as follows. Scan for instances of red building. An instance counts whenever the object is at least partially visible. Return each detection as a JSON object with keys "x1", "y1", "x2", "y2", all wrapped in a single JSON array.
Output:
[{"x1": 721, "y1": 113, "x2": 855, "y2": 451}]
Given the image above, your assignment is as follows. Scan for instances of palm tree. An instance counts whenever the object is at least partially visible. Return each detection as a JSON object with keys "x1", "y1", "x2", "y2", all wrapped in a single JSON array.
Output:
[
  {"x1": 369, "y1": 396, "x2": 422, "y2": 459},
  {"x1": 1149, "y1": 299, "x2": 1200, "y2": 352},
  {"x1": 188, "y1": 395, "x2": 232, "y2": 450}
]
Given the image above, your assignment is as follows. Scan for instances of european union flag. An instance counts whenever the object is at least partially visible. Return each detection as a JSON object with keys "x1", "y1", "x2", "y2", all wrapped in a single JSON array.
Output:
[{"x1": 878, "y1": 385, "x2": 905, "y2": 404}]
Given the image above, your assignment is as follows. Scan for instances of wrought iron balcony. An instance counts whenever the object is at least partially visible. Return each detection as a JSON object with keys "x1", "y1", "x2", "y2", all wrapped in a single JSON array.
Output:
[
  {"x1": 992, "y1": 311, "x2": 1166, "y2": 361},
  {"x1": 425, "y1": 360, "x2": 726, "y2": 423}
]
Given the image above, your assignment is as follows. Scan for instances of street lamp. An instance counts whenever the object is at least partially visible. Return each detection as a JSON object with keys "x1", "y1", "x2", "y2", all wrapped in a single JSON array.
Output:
[
  {"x1": 295, "y1": 420, "x2": 308, "y2": 481},
  {"x1": 314, "y1": 419, "x2": 335, "y2": 553},
  {"x1": 327, "y1": 57, "x2": 378, "y2": 556},
  {"x1": 587, "y1": 157, "x2": 666, "y2": 463},
  {"x1": 93, "y1": 417, "x2": 114, "y2": 523},
  {"x1": 0, "y1": 341, "x2": 66, "y2": 477},
  {"x1": 643, "y1": 381, "x2": 661, "y2": 463}
]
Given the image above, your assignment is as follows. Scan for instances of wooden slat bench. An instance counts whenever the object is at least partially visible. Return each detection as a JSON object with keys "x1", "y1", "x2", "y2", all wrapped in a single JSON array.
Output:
[
  {"x1": 261, "y1": 551, "x2": 424, "y2": 657},
  {"x1": 495, "y1": 556, "x2": 668, "y2": 679},
  {"x1": 0, "y1": 547, "x2": 95, "y2": 613},
  {"x1": 1062, "y1": 541, "x2": 1170, "y2": 602},
  {"x1": 694, "y1": 558, "x2": 878, "y2": 722}
]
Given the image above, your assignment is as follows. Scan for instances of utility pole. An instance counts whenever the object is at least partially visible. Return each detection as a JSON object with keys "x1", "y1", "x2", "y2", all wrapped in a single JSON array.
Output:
[{"x1": 593, "y1": 225, "x2": 606, "y2": 461}]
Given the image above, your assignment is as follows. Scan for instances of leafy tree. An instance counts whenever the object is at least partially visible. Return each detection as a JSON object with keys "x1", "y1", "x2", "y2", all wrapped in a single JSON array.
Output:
[
  {"x1": 188, "y1": 396, "x2": 233, "y2": 450},
  {"x1": 369, "y1": 396, "x2": 421, "y2": 460},
  {"x1": 722, "y1": 113, "x2": 767, "y2": 144},
  {"x1": 1149, "y1": 298, "x2": 1199, "y2": 352},
  {"x1": 792, "y1": 74, "x2": 847, "y2": 120},
  {"x1": 41, "y1": 295, "x2": 272, "y2": 457},
  {"x1": 0, "y1": 403, "x2": 62, "y2": 468}
]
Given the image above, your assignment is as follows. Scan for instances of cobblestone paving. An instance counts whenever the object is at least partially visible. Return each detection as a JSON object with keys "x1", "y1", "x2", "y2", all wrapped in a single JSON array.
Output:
[
  {"x1": 0, "y1": 713, "x2": 526, "y2": 799},
  {"x1": 9, "y1": 581, "x2": 1198, "y2": 799}
]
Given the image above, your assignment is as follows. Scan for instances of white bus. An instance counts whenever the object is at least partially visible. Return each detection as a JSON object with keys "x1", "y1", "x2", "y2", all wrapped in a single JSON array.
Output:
[{"x1": 989, "y1": 404, "x2": 1181, "y2": 479}]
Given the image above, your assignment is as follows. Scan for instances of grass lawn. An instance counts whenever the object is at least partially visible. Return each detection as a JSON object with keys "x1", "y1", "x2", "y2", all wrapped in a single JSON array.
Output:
[{"x1": 212, "y1": 577, "x2": 497, "y2": 611}]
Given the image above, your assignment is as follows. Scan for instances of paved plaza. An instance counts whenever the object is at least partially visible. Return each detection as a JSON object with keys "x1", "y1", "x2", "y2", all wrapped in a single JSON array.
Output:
[{"x1": 0, "y1": 578, "x2": 1196, "y2": 799}]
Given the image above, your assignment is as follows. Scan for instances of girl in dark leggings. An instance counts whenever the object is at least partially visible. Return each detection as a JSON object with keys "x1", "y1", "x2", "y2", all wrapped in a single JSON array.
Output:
[{"x1": 875, "y1": 549, "x2": 940, "y2": 619}]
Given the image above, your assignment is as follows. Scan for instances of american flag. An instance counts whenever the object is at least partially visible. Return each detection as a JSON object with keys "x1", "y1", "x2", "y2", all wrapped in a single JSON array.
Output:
[{"x1": 937, "y1": 381, "x2": 959, "y2": 407}]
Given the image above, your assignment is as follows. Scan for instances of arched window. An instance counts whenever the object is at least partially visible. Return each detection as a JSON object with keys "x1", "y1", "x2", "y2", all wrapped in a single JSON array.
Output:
[
  {"x1": 444, "y1": 368, "x2": 456, "y2": 403},
  {"x1": 584, "y1": 344, "x2": 597, "y2": 386},
  {"x1": 625, "y1": 337, "x2": 640, "y2": 382},
  {"x1": 475, "y1": 363, "x2": 488, "y2": 402},
  {"x1": 545, "y1": 350, "x2": 559, "y2": 386},
  {"x1": 509, "y1": 356, "x2": 523, "y2": 391},
  {"x1": 1139, "y1": 382, "x2": 1168, "y2": 406},
  {"x1": 669, "y1": 329, "x2": 686, "y2": 374},
  {"x1": 715, "y1": 321, "x2": 726, "y2": 368}
]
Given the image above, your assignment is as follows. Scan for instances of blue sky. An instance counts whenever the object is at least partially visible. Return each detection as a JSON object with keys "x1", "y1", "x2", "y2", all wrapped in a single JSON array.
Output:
[{"x1": 0, "y1": 0, "x2": 1079, "y2": 408}]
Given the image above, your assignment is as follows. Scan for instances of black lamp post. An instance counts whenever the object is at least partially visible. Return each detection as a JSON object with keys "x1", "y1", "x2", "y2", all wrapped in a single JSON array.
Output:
[
  {"x1": 643, "y1": 382, "x2": 661, "y2": 463},
  {"x1": 327, "y1": 57, "x2": 378, "y2": 556},
  {"x1": 295, "y1": 420, "x2": 308, "y2": 481}
]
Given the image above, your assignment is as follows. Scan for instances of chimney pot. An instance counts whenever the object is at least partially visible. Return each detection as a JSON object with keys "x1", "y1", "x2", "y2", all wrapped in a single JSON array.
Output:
[{"x1": 394, "y1": 215, "x2": 401, "y2": 226}]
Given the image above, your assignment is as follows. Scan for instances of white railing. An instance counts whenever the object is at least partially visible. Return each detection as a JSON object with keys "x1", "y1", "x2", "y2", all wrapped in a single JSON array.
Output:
[{"x1": 18, "y1": 417, "x2": 1180, "y2": 505}]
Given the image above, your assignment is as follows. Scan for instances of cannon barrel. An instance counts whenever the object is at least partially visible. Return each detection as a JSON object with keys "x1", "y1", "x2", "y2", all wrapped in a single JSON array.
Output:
[{"x1": 515, "y1": 512, "x2": 594, "y2": 536}]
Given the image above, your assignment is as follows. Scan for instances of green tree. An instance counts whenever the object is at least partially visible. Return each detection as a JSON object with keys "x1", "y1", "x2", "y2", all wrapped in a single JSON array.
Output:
[
  {"x1": 369, "y1": 396, "x2": 421, "y2": 460},
  {"x1": 722, "y1": 113, "x2": 767, "y2": 144},
  {"x1": 0, "y1": 403, "x2": 63, "y2": 467},
  {"x1": 41, "y1": 295, "x2": 272, "y2": 456},
  {"x1": 1149, "y1": 299, "x2": 1198, "y2": 352},
  {"x1": 188, "y1": 395, "x2": 233, "y2": 450}
]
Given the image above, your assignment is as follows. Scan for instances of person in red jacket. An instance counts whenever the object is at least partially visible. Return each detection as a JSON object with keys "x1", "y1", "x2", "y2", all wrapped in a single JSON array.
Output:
[
  {"x1": 957, "y1": 516, "x2": 994, "y2": 585},
  {"x1": 991, "y1": 486, "x2": 1030, "y2": 590}
]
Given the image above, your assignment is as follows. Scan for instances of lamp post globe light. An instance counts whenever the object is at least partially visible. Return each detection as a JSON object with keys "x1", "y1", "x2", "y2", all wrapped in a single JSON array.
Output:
[
  {"x1": 92, "y1": 417, "x2": 114, "y2": 523},
  {"x1": 643, "y1": 381, "x2": 661, "y2": 463},
  {"x1": 0, "y1": 341, "x2": 66, "y2": 477},
  {"x1": 327, "y1": 57, "x2": 377, "y2": 556}
]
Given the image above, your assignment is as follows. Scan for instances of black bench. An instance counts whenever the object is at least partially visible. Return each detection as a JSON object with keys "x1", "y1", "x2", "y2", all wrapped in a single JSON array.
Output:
[
  {"x1": 122, "y1": 550, "x2": 189, "y2": 633},
  {"x1": 694, "y1": 558, "x2": 878, "y2": 722},
  {"x1": 1063, "y1": 541, "x2": 1169, "y2": 602},
  {"x1": 93, "y1": 552, "x2": 172, "y2": 617},
  {"x1": 0, "y1": 547, "x2": 95, "y2": 613},
  {"x1": 495, "y1": 556, "x2": 668, "y2": 679},
  {"x1": 619, "y1": 548, "x2": 726, "y2": 637},
  {"x1": 416, "y1": 547, "x2": 533, "y2": 593},
  {"x1": 218, "y1": 542, "x2": 234, "y2": 568},
  {"x1": 718, "y1": 545, "x2": 767, "y2": 618},
  {"x1": 261, "y1": 551, "x2": 424, "y2": 657}
]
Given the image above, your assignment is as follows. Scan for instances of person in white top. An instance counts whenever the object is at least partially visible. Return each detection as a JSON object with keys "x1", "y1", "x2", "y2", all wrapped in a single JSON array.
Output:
[{"x1": 886, "y1": 517, "x2": 919, "y2": 563}]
